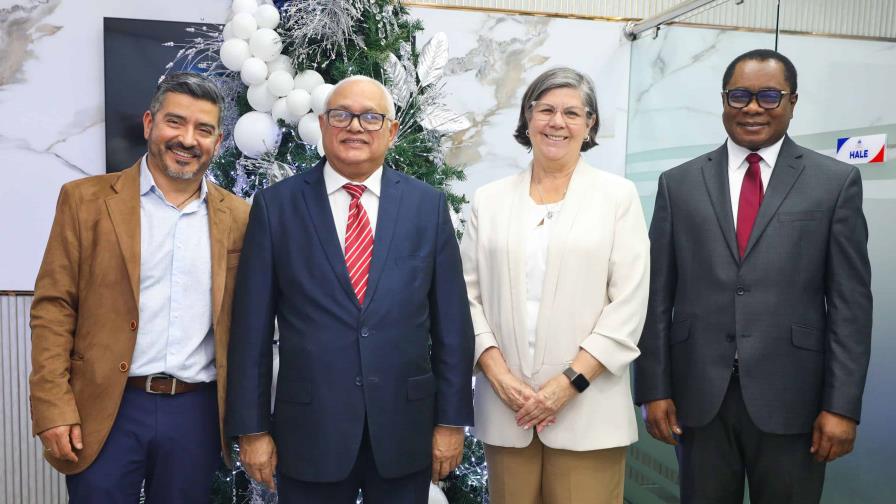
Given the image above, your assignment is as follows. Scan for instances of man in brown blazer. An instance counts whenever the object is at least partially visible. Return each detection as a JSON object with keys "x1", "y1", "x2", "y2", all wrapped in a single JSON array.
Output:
[{"x1": 29, "y1": 72, "x2": 249, "y2": 503}]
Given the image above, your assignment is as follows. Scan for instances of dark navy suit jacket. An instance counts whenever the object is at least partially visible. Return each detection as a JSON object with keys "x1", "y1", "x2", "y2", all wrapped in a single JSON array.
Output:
[{"x1": 225, "y1": 160, "x2": 474, "y2": 481}]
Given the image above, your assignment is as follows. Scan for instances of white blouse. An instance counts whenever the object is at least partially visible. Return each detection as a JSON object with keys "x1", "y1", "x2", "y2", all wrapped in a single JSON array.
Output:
[{"x1": 525, "y1": 196, "x2": 565, "y2": 367}]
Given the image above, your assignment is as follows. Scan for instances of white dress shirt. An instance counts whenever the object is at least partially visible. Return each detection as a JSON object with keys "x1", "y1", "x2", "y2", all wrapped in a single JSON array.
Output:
[
  {"x1": 726, "y1": 136, "x2": 785, "y2": 223},
  {"x1": 130, "y1": 155, "x2": 215, "y2": 383},
  {"x1": 323, "y1": 162, "x2": 382, "y2": 251}
]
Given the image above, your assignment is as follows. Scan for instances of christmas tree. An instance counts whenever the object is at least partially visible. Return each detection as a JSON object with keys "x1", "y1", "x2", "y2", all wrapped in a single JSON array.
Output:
[{"x1": 166, "y1": 1, "x2": 487, "y2": 502}]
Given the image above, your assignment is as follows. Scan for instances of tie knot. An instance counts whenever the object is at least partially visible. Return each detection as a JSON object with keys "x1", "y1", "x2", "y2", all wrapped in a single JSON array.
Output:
[
  {"x1": 343, "y1": 183, "x2": 366, "y2": 200},
  {"x1": 746, "y1": 152, "x2": 763, "y2": 166}
]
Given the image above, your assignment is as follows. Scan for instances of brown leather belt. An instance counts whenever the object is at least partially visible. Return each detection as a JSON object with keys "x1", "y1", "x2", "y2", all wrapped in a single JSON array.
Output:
[{"x1": 127, "y1": 374, "x2": 213, "y2": 395}]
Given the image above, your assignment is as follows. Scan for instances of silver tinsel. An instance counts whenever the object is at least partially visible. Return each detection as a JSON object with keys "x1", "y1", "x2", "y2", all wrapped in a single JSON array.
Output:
[
  {"x1": 162, "y1": 25, "x2": 232, "y2": 77},
  {"x1": 280, "y1": 0, "x2": 366, "y2": 67}
]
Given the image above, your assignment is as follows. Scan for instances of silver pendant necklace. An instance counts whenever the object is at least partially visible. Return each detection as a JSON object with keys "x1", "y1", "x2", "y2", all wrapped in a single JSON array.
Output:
[{"x1": 534, "y1": 177, "x2": 567, "y2": 220}]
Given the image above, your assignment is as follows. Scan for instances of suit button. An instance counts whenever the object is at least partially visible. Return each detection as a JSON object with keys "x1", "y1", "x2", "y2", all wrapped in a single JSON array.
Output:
[
  {"x1": 119, "y1": 362, "x2": 129, "y2": 372},
  {"x1": 735, "y1": 286, "x2": 745, "y2": 296},
  {"x1": 360, "y1": 327, "x2": 369, "y2": 338},
  {"x1": 726, "y1": 334, "x2": 735, "y2": 342},
  {"x1": 355, "y1": 376, "x2": 363, "y2": 386},
  {"x1": 129, "y1": 320, "x2": 138, "y2": 331}
]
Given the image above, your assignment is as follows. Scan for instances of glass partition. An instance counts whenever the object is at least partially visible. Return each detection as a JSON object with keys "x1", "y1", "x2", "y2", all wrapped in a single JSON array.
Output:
[{"x1": 624, "y1": 3, "x2": 895, "y2": 502}]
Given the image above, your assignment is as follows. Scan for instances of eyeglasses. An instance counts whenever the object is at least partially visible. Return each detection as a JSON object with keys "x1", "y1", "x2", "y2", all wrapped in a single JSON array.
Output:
[
  {"x1": 324, "y1": 109, "x2": 391, "y2": 131},
  {"x1": 723, "y1": 89, "x2": 794, "y2": 109},
  {"x1": 527, "y1": 101, "x2": 594, "y2": 125}
]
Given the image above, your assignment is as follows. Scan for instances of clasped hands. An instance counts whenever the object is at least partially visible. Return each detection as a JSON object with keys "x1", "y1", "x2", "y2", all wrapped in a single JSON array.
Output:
[
  {"x1": 238, "y1": 425, "x2": 467, "y2": 490},
  {"x1": 490, "y1": 370, "x2": 576, "y2": 432}
]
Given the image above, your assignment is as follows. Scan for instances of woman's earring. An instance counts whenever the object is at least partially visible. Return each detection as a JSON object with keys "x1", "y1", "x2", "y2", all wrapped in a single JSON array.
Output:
[
  {"x1": 525, "y1": 129, "x2": 530, "y2": 137},
  {"x1": 584, "y1": 135, "x2": 590, "y2": 142}
]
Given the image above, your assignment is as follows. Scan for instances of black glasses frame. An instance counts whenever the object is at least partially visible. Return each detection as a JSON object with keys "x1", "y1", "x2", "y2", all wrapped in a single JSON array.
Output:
[
  {"x1": 722, "y1": 89, "x2": 795, "y2": 110},
  {"x1": 324, "y1": 109, "x2": 391, "y2": 131}
]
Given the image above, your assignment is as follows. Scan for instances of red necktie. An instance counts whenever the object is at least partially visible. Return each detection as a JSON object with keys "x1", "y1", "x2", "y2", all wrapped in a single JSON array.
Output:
[
  {"x1": 736, "y1": 152, "x2": 764, "y2": 257},
  {"x1": 343, "y1": 183, "x2": 373, "y2": 304}
]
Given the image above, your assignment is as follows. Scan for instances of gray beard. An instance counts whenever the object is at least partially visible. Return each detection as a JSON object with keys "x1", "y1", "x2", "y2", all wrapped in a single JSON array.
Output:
[{"x1": 164, "y1": 162, "x2": 205, "y2": 180}]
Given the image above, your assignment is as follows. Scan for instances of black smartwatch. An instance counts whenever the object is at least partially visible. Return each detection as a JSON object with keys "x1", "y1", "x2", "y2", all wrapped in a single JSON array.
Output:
[{"x1": 562, "y1": 367, "x2": 590, "y2": 393}]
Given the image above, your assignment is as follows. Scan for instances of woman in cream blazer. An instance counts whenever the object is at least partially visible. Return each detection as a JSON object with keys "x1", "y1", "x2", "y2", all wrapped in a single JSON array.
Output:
[{"x1": 461, "y1": 67, "x2": 649, "y2": 503}]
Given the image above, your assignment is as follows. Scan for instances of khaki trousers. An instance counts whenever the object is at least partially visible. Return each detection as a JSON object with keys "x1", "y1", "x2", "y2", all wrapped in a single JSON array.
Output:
[{"x1": 484, "y1": 433, "x2": 626, "y2": 504}]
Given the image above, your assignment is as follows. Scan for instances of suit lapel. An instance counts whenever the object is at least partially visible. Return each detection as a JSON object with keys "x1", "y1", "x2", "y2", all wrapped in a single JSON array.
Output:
[
  {"x1": 701, "y1": 145, "x2": 740, "y2": 264},
  {"x1": 361, "y1": 167, "x2": 401, "y2": 315},
  {"x1": 302, "y1": 161, "x2": 359, "y2": 306},
  {"x1": 507, "y1": 168, "x2": 532, "y2": 377},
  {"x1": 532, "y1": 158, "x2": 589, "y2": 372},
  {"x1": 105, "y1": 163, "x2": 142, "y2": 306},
  {"x1": 743, "y1": 136, "x2": 805, "y2": 259},
  {"x1": 207, "y1": 184, "x2": 231, "y2": 328}
]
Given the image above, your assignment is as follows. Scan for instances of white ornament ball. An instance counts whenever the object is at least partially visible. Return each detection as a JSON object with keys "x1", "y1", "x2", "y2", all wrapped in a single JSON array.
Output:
[
  {"x1": 254, "y1": 4, "x2": 281, "y2": 29},
  {"x1": 310, "y1": 83, "x2": 335, "y2": 114},
  {"x1": 298, "y1": 113, "x2": 323, "y2": 145},
  {"x1": 272, "y1": 98, "x2": 301, "y2": 124},
  {"x1": 293, "y1": 69, "x2": 325, "y2": 92},
  {"x1": 249, "y1": 28, "x2": 283, "y2": 62},
  {"x1": 233, "y1": 111, "x2": 281, "y2": 159},
  {"x1": 285, "y1": 89, "x2": 311, "y2": 117},
  {"x1": 267, "y1": 70, "x2": 294, "y2": 97},
  {"x1": 266, "y1": 54, "x2": 294, "y2": 77},
  {"x1": 222, "y1": 22, "x2": 236, "y2": 41},
  {"x1": 240, "y1": 57, "x2": 268, "y2": 86},
  {"x1": 231, "y1": 0, "x2": 258, "y2": 15},
  {"x1": 247, "y1": 83, "x2": 276, "y2": 112},
  {"x1": 231, "y1": 12, "x2": 258, "y2": 40},
  {"x1": 220, "y1": 39, "x2": 252, "y2": 71}
]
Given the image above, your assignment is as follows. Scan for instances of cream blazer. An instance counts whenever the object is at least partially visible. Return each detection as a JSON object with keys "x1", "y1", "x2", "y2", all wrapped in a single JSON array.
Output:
[{"x1": 461, "y1": 158, "x2": 650, "y2": 450}]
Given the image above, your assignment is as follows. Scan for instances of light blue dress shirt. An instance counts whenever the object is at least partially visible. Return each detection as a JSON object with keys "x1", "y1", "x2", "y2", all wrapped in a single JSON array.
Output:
[{"x1": 129, "y1": 156, "x2": 215, "y2": 383}]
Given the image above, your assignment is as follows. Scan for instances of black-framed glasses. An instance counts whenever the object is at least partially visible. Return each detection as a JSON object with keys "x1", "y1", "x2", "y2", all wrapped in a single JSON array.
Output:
[
  {"x1": 723, "y1": 88, "x2": 794, "y2": 109},
  {"x1": 325, "y1": 109, "x2": 391, "y2": 131},
  {"x1": 527, "y1": 101, "x2": 594, "y2": 125}
]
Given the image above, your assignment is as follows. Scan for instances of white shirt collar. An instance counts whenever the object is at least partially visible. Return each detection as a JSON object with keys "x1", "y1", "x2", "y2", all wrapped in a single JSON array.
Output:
[
  {"x1": 726, "y1": 135, "x2": 786, "y2": 173},
  {"x1": 139, "y1": 154, "x2": 208, "y2": 202},
  {"x1": 323, "y1": 161, "x2": 383, "y2": 197}
]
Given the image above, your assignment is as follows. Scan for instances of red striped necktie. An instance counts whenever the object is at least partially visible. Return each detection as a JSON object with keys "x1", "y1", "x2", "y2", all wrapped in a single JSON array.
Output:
[
  {"x1": 736, "y1": 152, "x2": 764, "y2": 258},
  {"x1": 343, "y1": 183, "x2": 374, "y2": 304}
]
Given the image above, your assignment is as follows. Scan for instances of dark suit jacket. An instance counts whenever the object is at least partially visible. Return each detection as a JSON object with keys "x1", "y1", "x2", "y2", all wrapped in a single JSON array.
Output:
[
  {"x1": 29, "y1": 162, "x2": 250, "y2": 474},
  {"x1": 634, "y1": 136, "x2": 872, "y2": 435},
  {"x1": 225, "y1": 160, "x2": 475, "y2": 482}
]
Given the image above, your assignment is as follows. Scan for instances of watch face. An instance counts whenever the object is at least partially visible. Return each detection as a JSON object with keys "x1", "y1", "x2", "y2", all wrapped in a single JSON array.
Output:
[{"x1": 571, "y1": 374, "x2": 589, "y2": 392}]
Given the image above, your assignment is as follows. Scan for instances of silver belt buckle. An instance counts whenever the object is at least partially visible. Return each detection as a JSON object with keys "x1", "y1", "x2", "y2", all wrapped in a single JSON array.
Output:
[{"x1": 145, "y1": 374, "x2": 177, "y2": 395}]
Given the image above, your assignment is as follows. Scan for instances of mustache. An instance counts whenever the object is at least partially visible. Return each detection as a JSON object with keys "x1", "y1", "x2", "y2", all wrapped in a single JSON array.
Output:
[{"x1": 166, "y1": 141, "x2": 201, "y2": 157}]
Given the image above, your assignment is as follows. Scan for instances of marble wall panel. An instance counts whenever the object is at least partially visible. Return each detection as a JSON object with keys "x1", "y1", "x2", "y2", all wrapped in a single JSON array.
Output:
[{"x1": 411, "y1": 6, "x2": 632, "y2": 206}]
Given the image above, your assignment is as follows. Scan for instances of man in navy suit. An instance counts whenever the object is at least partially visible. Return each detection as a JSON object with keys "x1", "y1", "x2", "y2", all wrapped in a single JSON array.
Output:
[{"x1": 225, "y1": 75, "x2": 474, "y2": 503}]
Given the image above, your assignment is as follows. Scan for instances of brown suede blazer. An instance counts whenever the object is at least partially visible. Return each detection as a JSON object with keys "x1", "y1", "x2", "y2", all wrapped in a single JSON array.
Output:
[{"x1": 29, "y1": 161, "x2": 249, "y2": 474}]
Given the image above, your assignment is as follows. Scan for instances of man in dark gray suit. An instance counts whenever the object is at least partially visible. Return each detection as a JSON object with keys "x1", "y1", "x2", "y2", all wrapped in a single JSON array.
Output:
[{"x1": 634, "y1": 49, "x2": 872, "y2": 504}]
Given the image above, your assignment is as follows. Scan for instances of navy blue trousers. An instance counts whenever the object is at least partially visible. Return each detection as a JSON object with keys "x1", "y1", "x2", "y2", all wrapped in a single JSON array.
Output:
[
  {"x1": 66, "y1": 384, "x2": 221, "y2": 504},
  {"x1": 277, "y1": 422, "x2": 431, "y2": 504}
]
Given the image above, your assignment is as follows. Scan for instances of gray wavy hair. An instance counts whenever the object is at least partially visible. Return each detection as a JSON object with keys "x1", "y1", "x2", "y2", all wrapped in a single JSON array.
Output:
[{"x1": 513, "y1": 67, "x2": 600, "y2": 152}]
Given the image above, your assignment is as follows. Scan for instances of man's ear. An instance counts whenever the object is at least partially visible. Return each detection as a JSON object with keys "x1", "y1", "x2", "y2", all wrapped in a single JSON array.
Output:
[
  {"x1": 388, "y1": 118, "x2": 399, "y2": 144},
  {"x1": 143, "y1": 110, "x2": 154, "y2": 140}
]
